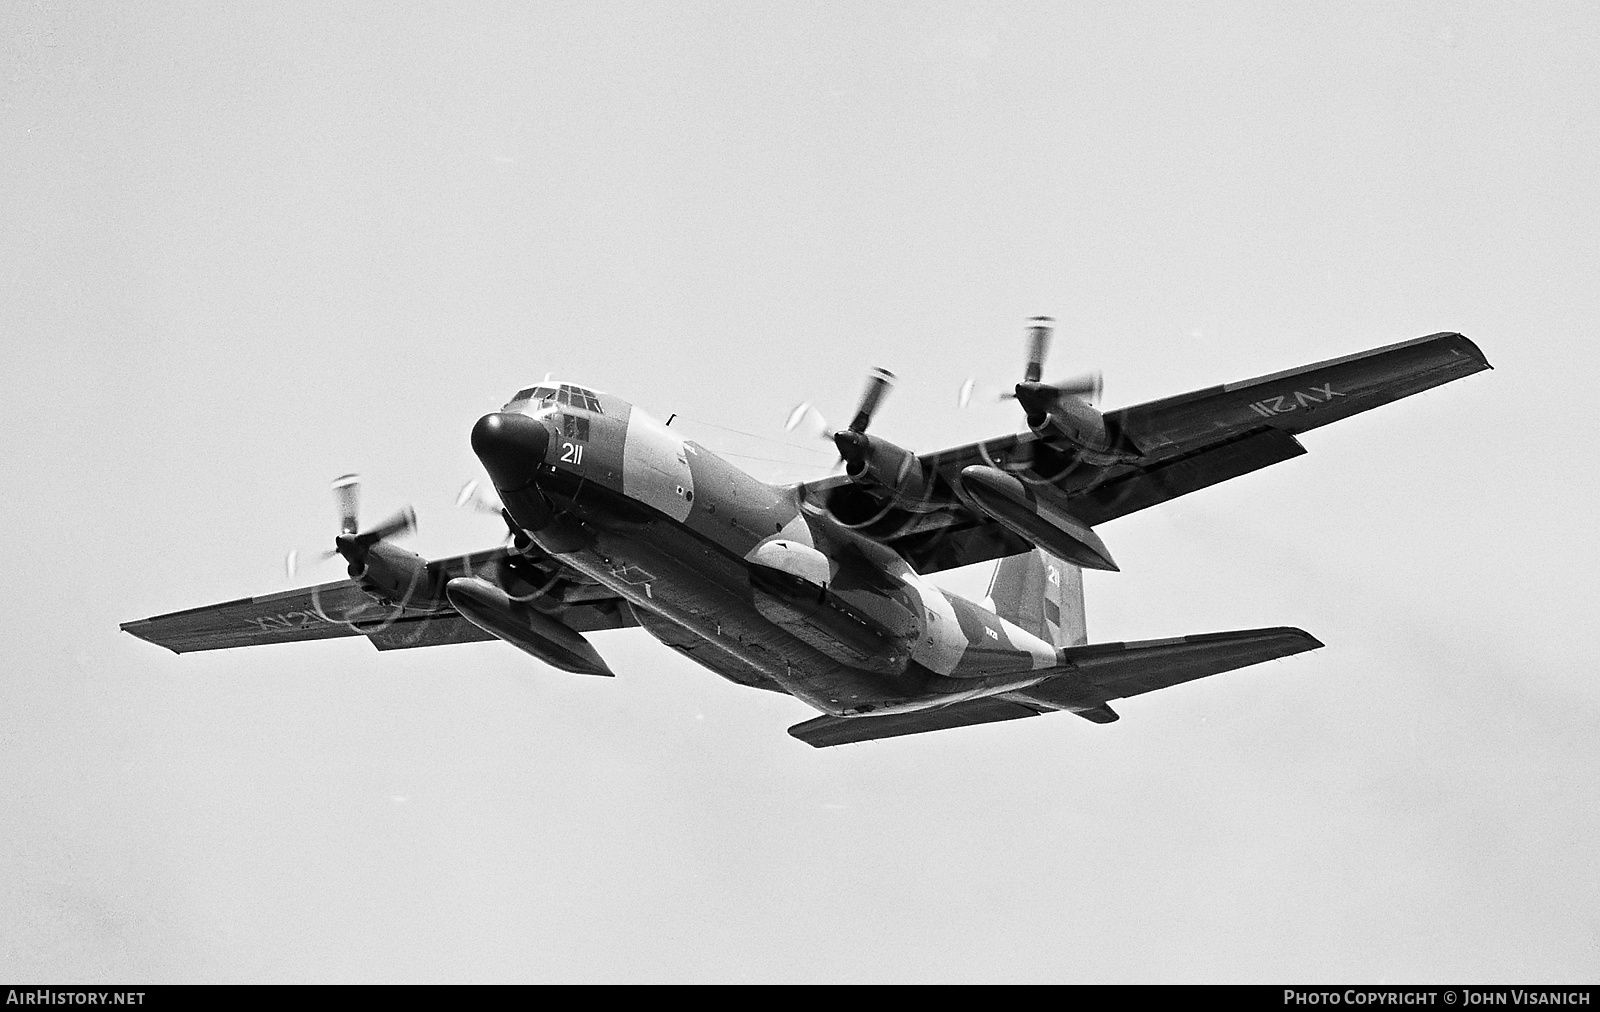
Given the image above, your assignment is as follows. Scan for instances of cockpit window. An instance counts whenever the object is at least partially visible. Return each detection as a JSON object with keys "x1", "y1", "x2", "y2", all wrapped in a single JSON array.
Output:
[
  {"x1": 558, "y1": 384, "x2": 603, "y2": 413},
  {"x1": 505, "y1": 384, "x2": 559, "y2": 410},
  {"x1": 505, "y1": 382, "x2": 601, "y2": 413}
]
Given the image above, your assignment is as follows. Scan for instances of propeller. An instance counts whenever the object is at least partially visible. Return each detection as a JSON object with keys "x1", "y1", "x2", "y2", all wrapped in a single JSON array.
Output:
[
  {"x1": 1009, "y1": 316, "x2": 1103, "y2": 416},
  {"x1": 455, "y1": 479, "x2": 503, "y2": 516},
  {"x1": 959, "y1": 317, "x2": 1103, "y2": 416},
  {"x1": 333, "y1": 472, "x2": 360, "y2": 536},
  {"x1": 785, "y1": 367, "x2": 896, "y2": 469},
  {"x1": 1023, "y1": 315, "x2": 1051, "y2": 383},
  {"x1": 285, "y1": 474, "x2": 418, "y2": 579},
  {"x1": 457, "y1": 478, "x2": 531, "y2": 551},
  {"x1": 846, "y1": 367, "x2": 895, "y2": 434}
]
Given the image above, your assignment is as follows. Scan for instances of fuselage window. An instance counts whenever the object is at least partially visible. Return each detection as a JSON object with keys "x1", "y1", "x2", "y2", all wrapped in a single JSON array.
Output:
[{"x1": 562, "y1": 414, "x2": 591, "y2": 440}]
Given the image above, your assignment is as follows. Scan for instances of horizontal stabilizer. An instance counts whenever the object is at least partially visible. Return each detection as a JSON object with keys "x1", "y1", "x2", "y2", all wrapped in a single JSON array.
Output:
[
  {"x1": 788, "y1": 698, "x2": 1044, "y2": 748},
  {"x1": 1073, "y1": 703, "x2": 1120, "y2": 723},
  {"x1": 1018, "y1": 626, "x2": 1322, "y2": 711},
  {"x1": 788, "y1": 627, "x2": 1318, "y2": 746}
]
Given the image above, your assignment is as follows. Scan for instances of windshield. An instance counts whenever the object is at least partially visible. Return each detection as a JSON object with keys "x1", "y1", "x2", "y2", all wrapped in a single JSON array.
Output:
[
  {"x1": 504, "y1": 383, "x2": 604, "y2": 414},
  {"x1": 504, "y1": 384, "x2": 557, "y2": 410}
]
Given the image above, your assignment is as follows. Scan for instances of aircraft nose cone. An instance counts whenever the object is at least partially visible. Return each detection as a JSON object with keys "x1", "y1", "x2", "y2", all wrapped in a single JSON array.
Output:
[{"x1": 471, "y1": 412, "x2": 550, "y2": 491}]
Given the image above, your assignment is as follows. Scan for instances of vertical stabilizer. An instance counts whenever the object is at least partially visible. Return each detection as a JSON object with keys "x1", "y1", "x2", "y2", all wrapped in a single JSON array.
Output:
[{"x1": 987, "y1": 548, "x2": 1086, "y2": 648}]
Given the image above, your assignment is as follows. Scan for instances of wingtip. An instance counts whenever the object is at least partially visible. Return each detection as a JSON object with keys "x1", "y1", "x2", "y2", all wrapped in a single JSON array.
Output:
[
  {"x1": 119, "y1": 618, "x2": 186, "y2": 654},
  {"x1": 1278, "y1": 627, "x2": 1325, "y2": 652},
  {"x1": 1446, "y1": 332, "x2": 1493, "y2": 372}
]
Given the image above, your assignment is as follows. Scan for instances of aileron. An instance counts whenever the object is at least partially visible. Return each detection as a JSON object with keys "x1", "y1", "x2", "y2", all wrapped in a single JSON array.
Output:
[{"x1": 1112, "y1": 332, "x2": 1489, "y2": 454}]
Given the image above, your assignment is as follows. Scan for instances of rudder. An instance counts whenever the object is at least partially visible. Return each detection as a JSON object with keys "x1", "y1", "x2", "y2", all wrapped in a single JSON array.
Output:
[{"x1": 987, "y1": 548, "x2": 1086, "y2": 648}]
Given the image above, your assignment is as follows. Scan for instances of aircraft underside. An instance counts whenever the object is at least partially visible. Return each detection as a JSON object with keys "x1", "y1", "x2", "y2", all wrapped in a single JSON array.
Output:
[{"x1": 534, "y1": 486, "x2": 1052, "y2": 718}]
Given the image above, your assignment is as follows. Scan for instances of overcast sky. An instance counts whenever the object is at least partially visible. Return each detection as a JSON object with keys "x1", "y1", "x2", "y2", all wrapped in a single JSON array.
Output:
[{"x1": 3, "y1": 1, "x2": 1597, "y2": 983}]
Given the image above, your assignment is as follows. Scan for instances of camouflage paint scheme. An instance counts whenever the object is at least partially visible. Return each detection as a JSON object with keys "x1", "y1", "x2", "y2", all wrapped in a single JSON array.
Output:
[{"x1": 486, "y1": 384, "x2": 1060, "y2": 717}]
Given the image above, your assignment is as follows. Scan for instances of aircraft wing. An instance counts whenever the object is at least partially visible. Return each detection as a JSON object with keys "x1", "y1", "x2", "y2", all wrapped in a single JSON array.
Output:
[
  {"x1": 803, "y1": 332, "x2": 1490, "y2": 574},
  {"x1": 786, "y1": 626, "x2": 1320, "y2": 747},
  {"x1": 1106, "y1": 331, "x2": 1489, "y2": 455},
  {"x1": 120, "y1": 546, "x2": 637, "y2": 655}
]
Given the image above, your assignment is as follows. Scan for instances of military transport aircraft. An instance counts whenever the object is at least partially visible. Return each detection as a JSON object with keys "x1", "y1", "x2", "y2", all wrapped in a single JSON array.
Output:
[{"x1": 122, "y1": 321, "x2": 1490, "y2": 747}]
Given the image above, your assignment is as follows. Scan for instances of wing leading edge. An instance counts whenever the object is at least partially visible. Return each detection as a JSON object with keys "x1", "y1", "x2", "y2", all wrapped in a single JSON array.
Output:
[
  {"x1": 802, "y1": 332, "x2": 1490, "y2": 575},
  {"x1": 787, "y1": 627, "x2": 1320, "y2": 747},
  {"x1": 120, "y1": 546, "x2": 636, "y2": 655}
]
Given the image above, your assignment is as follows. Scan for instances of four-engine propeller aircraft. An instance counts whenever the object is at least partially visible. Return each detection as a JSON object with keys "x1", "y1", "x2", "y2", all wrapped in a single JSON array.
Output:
[{"x1": 123, "y1": 321, "x2": 1490, "y2": 746}]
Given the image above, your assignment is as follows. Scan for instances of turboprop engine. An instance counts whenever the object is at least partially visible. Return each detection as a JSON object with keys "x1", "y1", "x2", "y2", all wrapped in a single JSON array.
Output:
[
  {"x1": 831, "y1": 369, "x2": 931, "y2": 499},
  {"x1": 788, "y1": 367, "x2": 939, "y2": 528},
  {"x1": 1008, "y1": 316, "x2": 1125, "y2": 463},
  {"x1": 957, "y1": 317, "x2": 1137, "y2": 470},
  {"x1": 286, "y1": 474, "x2": 443, "y2": 610}
]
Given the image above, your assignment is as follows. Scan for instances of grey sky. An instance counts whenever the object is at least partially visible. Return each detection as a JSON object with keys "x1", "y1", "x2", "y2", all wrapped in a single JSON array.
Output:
[{"x1": 3, "y1": 2, "x2": 1597, "y2": 982}]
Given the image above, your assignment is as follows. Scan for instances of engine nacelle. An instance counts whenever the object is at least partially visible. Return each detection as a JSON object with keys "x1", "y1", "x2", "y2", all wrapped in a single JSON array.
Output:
[
  {"x1": 835, "y1": 431, "x2": 930, "y2": 501},
  {"x1": 1015, "y1": 381, "x2": 1112, "y2": 453},
  {"x1": 824, "y1": 431, "x2": 939, "y2": 530},
  {"x1": 349, "y1": 540, "x2": 444, "y2": 608}
]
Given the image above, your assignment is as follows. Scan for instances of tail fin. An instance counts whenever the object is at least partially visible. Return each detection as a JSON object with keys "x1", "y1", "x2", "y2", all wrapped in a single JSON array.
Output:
[{"x1": 987, "y1": 548, "x2": 1086, "y2": 648}]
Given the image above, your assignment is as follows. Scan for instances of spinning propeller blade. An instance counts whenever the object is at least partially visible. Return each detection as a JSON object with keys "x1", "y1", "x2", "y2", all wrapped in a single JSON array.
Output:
[
  {"x1": 359, "y1": 505, "x2": 417, "y2": 546},
  {"x1": 285, "y1": 474, "x2": 418, "y2": 580},
  {"x1": 457, "y1": 479, "x2": 521, "y2": 549},
  {"x1": 786, "y1": 367, "x2": 896, "y2": 469},
  {"x1": 1024, "y1": 316, "x2": 1052, "y2": 384},
  {"x1": 848, "y1": 367, "x2": 895, "y2": 433},
  {"x1": 784, "y1": 402, "x2": 831, "y2": 439},
  {"x1": 455, "y1": 479, "x2": 504, "y2": 516},
  {"x1": 332, "y1": 473, "x2": 360, "y2": 536},
  {"x1": 961, "y1": 318, "x2": 1101, "y2": 411}
]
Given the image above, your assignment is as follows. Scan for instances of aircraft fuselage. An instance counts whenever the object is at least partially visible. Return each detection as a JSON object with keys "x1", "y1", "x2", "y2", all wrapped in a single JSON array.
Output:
[{"x1": 470, "y1": 386, "x2": 1059, "y2": 716}]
